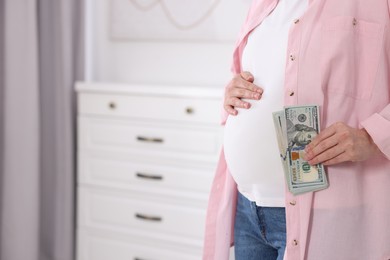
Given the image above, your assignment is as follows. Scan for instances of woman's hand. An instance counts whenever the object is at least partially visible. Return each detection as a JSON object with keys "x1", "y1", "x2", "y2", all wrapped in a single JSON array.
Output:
[
  {"x1": 304, "y1": 122, "x2": 382, "y2": 166},
  {"x1": 224, "y1": 71, "x2": 263, "y2": 115}
]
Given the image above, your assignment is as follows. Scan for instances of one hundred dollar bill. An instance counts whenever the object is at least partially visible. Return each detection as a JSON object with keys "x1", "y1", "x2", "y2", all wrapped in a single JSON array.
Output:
[{"x1": 273, "y1": 105, "x2": 329, "y2": 195}]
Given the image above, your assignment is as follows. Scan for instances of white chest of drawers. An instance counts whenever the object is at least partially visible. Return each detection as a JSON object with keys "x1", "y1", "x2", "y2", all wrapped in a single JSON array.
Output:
[{"x1": 75, "y1": 82, "x2": 223, "y2": 260}]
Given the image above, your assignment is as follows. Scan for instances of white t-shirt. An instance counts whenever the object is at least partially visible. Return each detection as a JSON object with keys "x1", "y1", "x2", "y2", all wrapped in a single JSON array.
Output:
[{"x1": 223, "y1": 0, "x2": 308, "y2": 207}]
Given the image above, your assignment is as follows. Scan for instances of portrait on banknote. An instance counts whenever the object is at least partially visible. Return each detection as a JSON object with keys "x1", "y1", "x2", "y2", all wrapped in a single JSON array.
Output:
[{"x1": 286, "y1": 118, "x2": 318, "y2": 148}]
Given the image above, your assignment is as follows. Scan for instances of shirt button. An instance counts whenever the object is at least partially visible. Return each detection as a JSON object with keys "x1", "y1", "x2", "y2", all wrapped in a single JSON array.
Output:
[
  {"x1": 289, "y1": 200, "x2": 297, "y2": 206},
  {"x1": 289, "y1": 91, "x2": 295, "y2": 96},
  {"x1": 290, "y1": 54, "x2": 296, "y2": 61},
  {"x1": 294, "y1": 19, "x2": 300, "y2": 24},
  {"x1": 292, "y1": 239, "x2": 299, "y2": 246}
]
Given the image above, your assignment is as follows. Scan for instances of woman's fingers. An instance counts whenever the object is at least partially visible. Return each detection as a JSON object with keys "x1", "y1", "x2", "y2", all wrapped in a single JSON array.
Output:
[
  {"x1": 228, "y1": 87, "x2": 262, "y2": 100},
  {"x1": 224, "y1": 105, "x2": 238, "y2": 116},
  {"x1": 240, "y1": 71, "x2": 254, "y2": 83},
  {"x1": 228, "y1": 73, "x2": 263, "y2": 97},
  {"x1": 304, "y1": 122, "x2": 382, "y2": 165},
  {"x1": 322, "y1": 152, "x2": 349, "y2": 166},
  {"x1": 224, "y1": 72, "x2": 263, "y2": 115},
  {"x1": 239, "y1": 72, "x2": 263, "y2": 93},
  {"x1": 305, "y1": 128, "x2": 338, "y2": 161},
  {"x1": 307, "y1": 142, "x2": 344, "y2": 165},
  {"x1": 224, "y1": 97, "x2": 251, "y2": 115},
  {"x1": 306, "y1": 124, "x2": 337, "y2": 151}
]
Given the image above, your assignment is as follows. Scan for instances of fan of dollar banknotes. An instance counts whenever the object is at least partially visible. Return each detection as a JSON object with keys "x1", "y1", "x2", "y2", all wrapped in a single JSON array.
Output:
[{"x1": 273, "y1": 105, "x2": 329, "y2": 195}]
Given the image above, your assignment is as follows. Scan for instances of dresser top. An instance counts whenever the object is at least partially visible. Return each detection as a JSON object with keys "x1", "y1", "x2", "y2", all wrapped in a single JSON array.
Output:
[{"x1": 76, "y1": 82, "x2": 223, "y2": 99}]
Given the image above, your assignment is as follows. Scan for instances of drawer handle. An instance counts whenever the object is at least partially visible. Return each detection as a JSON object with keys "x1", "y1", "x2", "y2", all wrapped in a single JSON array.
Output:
[
  {"x1": 135, "y1": 213, "x2": 162, "y2": 222},
  {"x1": 136, "y1": 136, "x2": 164, "y2": 143},
  {"x1": 108, "y1": 101, "x2": 116, "y2": 110},
  {"x1": 186, "y1": 107, "x2": 194, "y2": 114},
  {"x1": 134, "y1": 258, "x2": 152, "y2": 260},
  {"x1": 136, "y1": 172, "x2": 163, "y2": 181}
]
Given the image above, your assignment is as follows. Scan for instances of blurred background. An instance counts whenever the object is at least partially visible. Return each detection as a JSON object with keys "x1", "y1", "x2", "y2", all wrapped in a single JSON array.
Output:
[{"x1": 0, "y1": 0, "x2": 250, "y2": 259}]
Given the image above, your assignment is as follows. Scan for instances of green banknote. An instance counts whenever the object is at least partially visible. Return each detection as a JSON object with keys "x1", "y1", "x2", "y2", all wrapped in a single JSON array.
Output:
[{"x1": 273, "y1": 105, "x2": 329, "y2": 195}]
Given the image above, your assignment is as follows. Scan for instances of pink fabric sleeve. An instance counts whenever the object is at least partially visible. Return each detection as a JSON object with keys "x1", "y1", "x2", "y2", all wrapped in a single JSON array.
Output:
[
  {"x1": 388, "y1": 0, "x2": 390, "y2": 16},
  {"x1": 220, "y1": 82, "x2": 230, "y2": 126},
  {"x1": 361, "y1": 105, "x2": 390, "y2": 160}
]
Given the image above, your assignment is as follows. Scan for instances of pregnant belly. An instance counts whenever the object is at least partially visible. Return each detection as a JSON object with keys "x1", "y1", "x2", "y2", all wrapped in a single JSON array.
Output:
[{"x1": 223, "y1": 97, "x2": 284, "y2": 187}]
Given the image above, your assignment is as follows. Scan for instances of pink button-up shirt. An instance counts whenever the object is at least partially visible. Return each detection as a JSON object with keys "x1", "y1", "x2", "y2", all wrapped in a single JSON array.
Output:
[{"x1": 203, "y1": 0, "x2": 390, "y2": 259}]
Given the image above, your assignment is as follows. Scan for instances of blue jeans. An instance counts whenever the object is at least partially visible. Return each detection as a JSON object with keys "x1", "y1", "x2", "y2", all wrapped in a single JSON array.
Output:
[{"x1": 234, "y1": 192, "x2": 286, "y2": 260}]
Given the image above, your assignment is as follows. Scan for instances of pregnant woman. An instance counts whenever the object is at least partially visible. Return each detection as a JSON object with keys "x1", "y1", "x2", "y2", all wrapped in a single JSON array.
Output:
[{"x1": 203, "y1": 0, "x2": 390, "y2": 259}]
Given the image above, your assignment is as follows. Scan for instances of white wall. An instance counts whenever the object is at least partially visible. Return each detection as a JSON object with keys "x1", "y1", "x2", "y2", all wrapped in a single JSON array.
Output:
[{"x1": 85, "y1": 0, "x2": 251, "y2": 87}]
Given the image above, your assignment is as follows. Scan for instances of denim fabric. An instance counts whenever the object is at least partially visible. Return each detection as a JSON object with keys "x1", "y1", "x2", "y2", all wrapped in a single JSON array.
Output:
[{"x1": 234, "y1": 192, "x2": 286, "y2": 260}]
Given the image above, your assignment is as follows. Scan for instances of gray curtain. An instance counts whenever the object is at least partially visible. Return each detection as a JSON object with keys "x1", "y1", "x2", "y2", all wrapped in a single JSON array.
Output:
[{"x1": 0, "y1": 0, "x2": 84, "y2": 260}]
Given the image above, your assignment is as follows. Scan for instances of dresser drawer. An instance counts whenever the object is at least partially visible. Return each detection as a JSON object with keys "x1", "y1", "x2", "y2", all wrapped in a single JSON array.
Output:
[
  {"x1": 78, "y1": 117, "x2": 222, "y2": 163},
  {"x1": 78, "y1": 154, "x2": 213, "y2": 198},
  {"x1": 77, "y1": 230, "x2": 200, "y2": 260},
  {"x1": 78, "y1": 93, "x2": 221, "y2": 124},
  {"x1": 78, "y1": 188, "x2": 207, "y2": 240}
]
